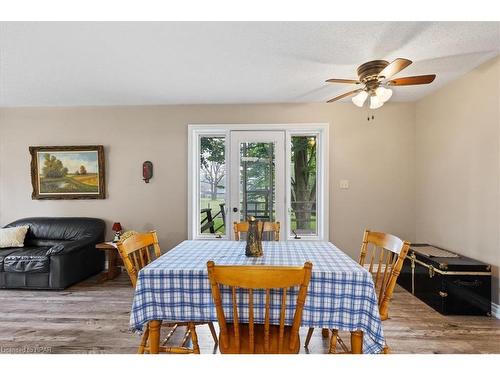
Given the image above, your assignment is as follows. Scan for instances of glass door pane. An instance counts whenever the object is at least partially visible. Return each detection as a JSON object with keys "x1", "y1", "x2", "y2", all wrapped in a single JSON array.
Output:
[
  {"x1": 199, "y1": 136, "x2": 227, "y2": 236},
  {"x1": 290, "y1": 135, "x2": 317, "y2": 236},
  {"x1": 230, "y1": 131, "x2": 285, "y2": 240},
  {"x1": 239, "y1": 142, "x2": 275, "y2": 222}
]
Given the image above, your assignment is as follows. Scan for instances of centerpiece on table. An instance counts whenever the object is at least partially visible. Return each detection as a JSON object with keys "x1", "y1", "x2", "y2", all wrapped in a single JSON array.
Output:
[{"x1": 245, "y1": 216, "x2": 264, "y2": 257}]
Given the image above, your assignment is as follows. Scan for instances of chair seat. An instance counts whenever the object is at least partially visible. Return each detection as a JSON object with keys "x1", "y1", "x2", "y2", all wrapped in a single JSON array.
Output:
[
  {"x1": 0, "y1": 247, "x2": 51, "y2": 273},
  {"x1": 219, "y1": 323, "x2": 300, "y2": 354}
]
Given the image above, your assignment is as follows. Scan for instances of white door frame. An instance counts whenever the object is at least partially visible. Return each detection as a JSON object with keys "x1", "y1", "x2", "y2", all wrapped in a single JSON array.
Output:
[{"x1": 188, "y1": 123, "x2": 329, "y2": 241}]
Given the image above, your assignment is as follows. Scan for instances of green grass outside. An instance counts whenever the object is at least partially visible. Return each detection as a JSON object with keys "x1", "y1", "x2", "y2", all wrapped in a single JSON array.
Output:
[
  {"x1": 200, "y1": 198, "x2": 226, "y2": 234},
  {"x1": 290, "y1": 213, "x2": 317, "y2": 234}
]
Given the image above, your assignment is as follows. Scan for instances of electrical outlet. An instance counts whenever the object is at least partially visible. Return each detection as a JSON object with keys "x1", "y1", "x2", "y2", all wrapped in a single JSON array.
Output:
[{"x1": 340, "y1": 180, "x2": 349, "y2": 189}]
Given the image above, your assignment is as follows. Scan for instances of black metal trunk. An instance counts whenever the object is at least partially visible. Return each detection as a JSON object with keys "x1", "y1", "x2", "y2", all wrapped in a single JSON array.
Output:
[{"x1": 398, "y1": 244, "x2": 491, "y2": 316}]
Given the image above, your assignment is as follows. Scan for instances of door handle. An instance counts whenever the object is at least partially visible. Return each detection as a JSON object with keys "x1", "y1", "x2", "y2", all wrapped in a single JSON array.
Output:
[{"x1": 232, "y1": 207, "x2": 238, "y2": 213}]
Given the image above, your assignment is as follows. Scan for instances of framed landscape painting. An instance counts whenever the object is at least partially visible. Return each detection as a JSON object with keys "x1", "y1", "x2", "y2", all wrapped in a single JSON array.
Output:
[{"x1": 30, "y1": 145, "x2": 106, "y2": 200}]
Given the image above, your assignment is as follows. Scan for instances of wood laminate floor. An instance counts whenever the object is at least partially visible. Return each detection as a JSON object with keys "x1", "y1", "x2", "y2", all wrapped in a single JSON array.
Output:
[{"x1": 0, "y1": 273, "x2": 499, "y2": 354}]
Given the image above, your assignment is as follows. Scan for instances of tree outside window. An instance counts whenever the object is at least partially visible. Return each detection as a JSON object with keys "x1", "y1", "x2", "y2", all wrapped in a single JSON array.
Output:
[{"x1": 291, "y1": 136, "x2": 317, "y2": 235}]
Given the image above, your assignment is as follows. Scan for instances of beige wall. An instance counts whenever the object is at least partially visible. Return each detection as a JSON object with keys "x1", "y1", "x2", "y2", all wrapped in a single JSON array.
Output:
[
  {"x1": 416, "y1": 56, "x2": 500, "y2": 304},
  {"x1": 0, "y1": 102, "x2": 416, "y2": 260},
  {"x1": 2, "y1": 58, "x2": 498, "y2": 306}
]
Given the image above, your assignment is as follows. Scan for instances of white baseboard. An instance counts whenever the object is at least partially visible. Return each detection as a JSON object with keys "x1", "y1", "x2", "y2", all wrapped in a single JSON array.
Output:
[{"x1": 491, "y1": 302, "x2": 500, "y2": 319}]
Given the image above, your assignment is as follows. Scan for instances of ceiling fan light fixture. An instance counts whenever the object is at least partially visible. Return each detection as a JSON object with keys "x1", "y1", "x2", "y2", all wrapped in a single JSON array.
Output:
[
  {"x1": 369, "y1": 94, "x2": 383, "y2": 109},
  {"x1": 324, "y1": 58, "x2": 436, "y2": 106},
  {"x1": 375, "y1": 86, "x2": 393, "y2": 102},
  {"x1": 351, "y1": 90, "x2": 368, "y2": 107}
]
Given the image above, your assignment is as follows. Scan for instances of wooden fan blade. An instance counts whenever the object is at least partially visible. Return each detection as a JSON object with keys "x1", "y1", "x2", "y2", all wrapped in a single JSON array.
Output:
[
  {"x1": 325, "y1": 78, "x2": 360, "y2": 84},
  {"x1": 327, "y1": 89, "x2": 362, "y2": 103},
  {"x1": 378, "y1": 58, "x2": 412, "y2": 80},
  {"x1": 388, "y1": 74, "x2": 436, "y2": 86}
]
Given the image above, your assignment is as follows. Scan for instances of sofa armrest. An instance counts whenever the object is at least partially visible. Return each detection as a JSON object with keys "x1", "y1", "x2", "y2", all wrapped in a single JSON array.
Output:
[{"x1": 46, "y1": 238, "x2": 96, "y2": 256}]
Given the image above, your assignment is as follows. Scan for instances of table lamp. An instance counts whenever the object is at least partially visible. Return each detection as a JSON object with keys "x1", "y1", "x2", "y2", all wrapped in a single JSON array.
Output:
[{"x1": 112, "y1": 222, "x2": 123, "y2": 242}]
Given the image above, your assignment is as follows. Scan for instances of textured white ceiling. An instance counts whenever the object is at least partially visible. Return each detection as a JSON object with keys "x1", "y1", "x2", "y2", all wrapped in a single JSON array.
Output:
[{"x1": 0, "y1": 22, "x2": 498, "y2": 106}]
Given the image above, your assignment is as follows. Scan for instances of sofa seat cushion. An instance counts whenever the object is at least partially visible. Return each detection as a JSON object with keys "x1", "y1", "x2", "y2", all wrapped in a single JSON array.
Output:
[
  {"x1": 0, "y1": 248, "x2": 22, "y2": 270},
  {"x1": 0, "y1": 246, "x2": 51, "y2": 273}
]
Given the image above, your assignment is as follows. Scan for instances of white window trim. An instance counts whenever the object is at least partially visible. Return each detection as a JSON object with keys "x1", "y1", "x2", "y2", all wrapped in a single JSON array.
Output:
[{"x1": 188, "y1": 123, "x2": 329, "y2": 241}]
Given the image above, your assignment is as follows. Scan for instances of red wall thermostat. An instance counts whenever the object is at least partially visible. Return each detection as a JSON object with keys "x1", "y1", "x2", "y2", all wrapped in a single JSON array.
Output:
[{"x1": 142, "y1": 161, "x2": 153, "y2": 183}]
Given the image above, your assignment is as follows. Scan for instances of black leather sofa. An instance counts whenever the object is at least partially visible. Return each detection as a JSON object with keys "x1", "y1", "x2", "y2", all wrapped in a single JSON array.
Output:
[{"x1": 0, "y1": 217, "x2": 105, "y2": 289}]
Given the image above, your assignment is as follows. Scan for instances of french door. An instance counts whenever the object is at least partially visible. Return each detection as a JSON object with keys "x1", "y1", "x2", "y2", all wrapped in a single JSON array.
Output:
[
  {"x1": 229, "y1": 131, "x2": 285, "y2": 239},
  {"x1": 188, "y1": 124, "x2": 329, "y2": 241}
]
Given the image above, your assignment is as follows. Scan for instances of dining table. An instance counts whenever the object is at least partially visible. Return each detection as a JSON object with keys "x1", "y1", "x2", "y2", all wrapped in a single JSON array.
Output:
[{"x1": 129, "y1": 240, "x2": 385, "y2": 354}]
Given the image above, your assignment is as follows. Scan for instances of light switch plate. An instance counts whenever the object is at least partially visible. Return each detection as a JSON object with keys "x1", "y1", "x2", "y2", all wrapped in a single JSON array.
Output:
[{"x1": 340, "y1": 180, "x2": 349, "y2": 189}]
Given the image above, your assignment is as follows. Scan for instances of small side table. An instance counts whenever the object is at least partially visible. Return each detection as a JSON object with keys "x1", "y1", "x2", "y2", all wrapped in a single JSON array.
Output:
[{"x1": 95, "y1": 242, "x2": 122, "y2": 282}]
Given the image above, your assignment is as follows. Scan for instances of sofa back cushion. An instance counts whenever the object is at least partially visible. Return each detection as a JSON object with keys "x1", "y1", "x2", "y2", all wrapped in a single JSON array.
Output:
[
  {"x1": 3, "y1": 217, "x2": 105, "y2": 244},
  {"x1": 0, "y1": 226, "x2": 29, "y2": 248}
]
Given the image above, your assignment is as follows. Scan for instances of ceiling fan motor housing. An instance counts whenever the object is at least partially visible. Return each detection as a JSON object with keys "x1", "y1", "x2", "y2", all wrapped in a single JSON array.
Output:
[{"x1": 357, "y1": 60, "x2": 389, "y2": 83}]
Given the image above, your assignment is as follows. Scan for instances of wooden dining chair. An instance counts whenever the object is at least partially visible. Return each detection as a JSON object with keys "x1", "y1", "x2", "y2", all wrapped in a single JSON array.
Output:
[
  {"x1": 233, "y1": 221, "x2": 281, "y2": 241},
  {"x1": 304, "y1": 230, "x2": 410, "y2": 354},
  {"x1": 207, "y1": 261, "x2": 313, "y2": 354},
  {"x1": 117, "y1": 231, "x2": 218, "y2": 354},
  {"x1": 120, "y1": 230, "x2": 138, "y2": 242}
]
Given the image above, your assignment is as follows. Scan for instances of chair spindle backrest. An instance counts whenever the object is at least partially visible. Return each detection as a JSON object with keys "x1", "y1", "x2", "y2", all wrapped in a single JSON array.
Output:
[
  {"x1": 358, "y1": 230, "x2": 410, "y2": 320},
  {"x1": 116, "y1": 231, "x2": 162, "y2": 287},
  {"x1": 207, "y1": 261, "x2": 312, "y2": 353},
  {"x1": 233, "y1": 221, "x2": 281, "y2": 241}
]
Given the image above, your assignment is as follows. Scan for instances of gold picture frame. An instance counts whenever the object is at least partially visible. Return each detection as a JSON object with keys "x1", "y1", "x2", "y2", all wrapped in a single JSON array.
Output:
[{"x1": 30, "y1": 145, "x2": 106, "y2": 200}]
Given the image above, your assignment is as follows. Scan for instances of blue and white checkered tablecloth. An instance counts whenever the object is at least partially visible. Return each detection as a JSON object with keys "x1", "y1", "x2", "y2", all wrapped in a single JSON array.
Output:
[{"x1": 130, "y1": 240, "x2": 385, "y2": 354}]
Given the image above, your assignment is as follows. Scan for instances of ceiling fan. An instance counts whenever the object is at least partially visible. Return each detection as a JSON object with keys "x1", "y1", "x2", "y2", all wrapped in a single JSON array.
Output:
[{"x1": 325, "y1": 58, "x2": 436, "y2": 109}]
